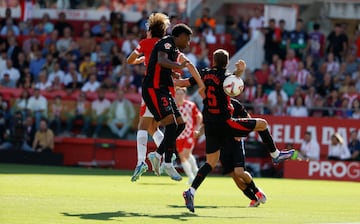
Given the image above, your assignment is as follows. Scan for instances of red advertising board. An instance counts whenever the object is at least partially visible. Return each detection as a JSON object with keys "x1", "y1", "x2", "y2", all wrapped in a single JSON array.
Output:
[
  {"x1": 256, "y1": 115, "x2": 360, "y2": 159},
  {"x1": 284, "y1": 160, "x2": 360, "y2": 182}
]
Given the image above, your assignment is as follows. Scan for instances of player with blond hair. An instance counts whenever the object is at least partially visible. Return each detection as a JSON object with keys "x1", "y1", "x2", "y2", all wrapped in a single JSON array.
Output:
[{"x1": 127, "y1": 12, "x2": 170, "y2": 182}]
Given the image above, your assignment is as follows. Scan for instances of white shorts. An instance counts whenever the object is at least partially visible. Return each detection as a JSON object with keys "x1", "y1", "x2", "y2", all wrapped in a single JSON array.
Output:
[{"x1": 140, "y1": 98, "x2": 154, "y2": 118}]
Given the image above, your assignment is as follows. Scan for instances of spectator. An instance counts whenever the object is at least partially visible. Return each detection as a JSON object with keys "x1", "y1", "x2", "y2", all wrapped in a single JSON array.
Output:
[
  {"x1": 48, "y1": 60, "x2": 66, "y2": 85},
  {"x1": 136, "y1": 10, "x2": 148, "y2": 34},
  {"x1": 327, "y1": 23, "x2": 348, "y2": 62},
  {"x1": 107, "y1": 90, "x2": 135, "y2": 139},
  {"x1": 48, "y1": 95, "x2": 63, "y2": 135},
  {"x1": 79, "y1": 53, "x2": 96, "y2": 80},
  {"x1": 307, "y1": 23, "x2": 325, "y2": 61},
  {"x1": 44, "y1": 30, "x2": 59, "y2": 50},
  {"x1": 64, "y1": 62, "x2": 83, "y2": 89},
  {"x1": 22, "y1": 29, "x2": 41, "y2": 55},
  {"x1": 18, "y1": 68, "x2": 35, "y2": 89},
  {"x1": 278, "y1": 19, "x2": 289, "y2": 60},
  {"x1": 101, "y1": 76, "x2": 117, "y2": 92},
  {"x1": 6, "y1": 35, "x2": 21, "y2": 65},
  {"x1": 0, "y1": 51, "x2": 6, "y2": 73},
  {"x1": 1, "y1": 8, "x2": 17, "y2": 27},
  {"x1": 0, "y1": 18, "x2": 20, "y2": 36},
  {"x1": 253, "y1": 84, "x2": 268, "y2": 114},
  {"x1": 317, "y1": 72, "x2": 336, "y2": 97},
  {"x1": 248, "y1": 7, "x2": 264, "y2": 39},
  {"x1": 49, "y1": 76, "x2": 64, "y2": 91},
  {"x1": 110, "y1": 11, "x2": 126, "y2": 38},
  {"x1": 0, "y1": 112, "x2": 34, "y2": 152},
  {"x1": 287, "y1": 18, "x2": 308, "y2": 59},
  {"x1": 195, "y1": 37, "x2": 210, "y2": 70},
  {"x1": 350, "y1": 98, "x2": 360, "y2": 119},
  {"x1": 0, "y1": 94, "x2": 10, "y2": 123},
  {"x1": 0, "y1": 73, "x2": 16, "y2": 88},
  {"x1": 91, "y1": 43, "x2": 102, "y2": 63},
  {"x1": 27, "y1": 88, "x2": 48, "y2": 130},
  {"x1": 195, "y1": 7, "x2": 216, "y2": 33},
  {"x1": 267, "y1": 82, "x2": 288, "y2": 108},
  {"x1": 76, "y1": 30, "x2": 96, "y2": 55},
  {"x1": 264, "y1": 18, "x2": 281, "y2": 64},
  {"x1": 42, "y1": 52, "x2": 55, "y2": 75},
  {"x1": 0, "y1": 59, "x2": 20, "y2": 84},
  {"x1": 34, "y1": 70, "x2": 51, "y2": 91},
  {"x1": 100, "y1": 31, "x2": 116, "y2": 56},
  {"x1": 304, "y1": 86, "x2": 320, "y2": 108},
  {"x1": 121, "y1": 31, "x2": 138, "y2": 57},
  {"x1": 91, "y1": 89, "x2": 111, "y2": 138},
  {"x1": 29, "y1": 49, "x2": 46, "y2": 81},
  {"x1": 64, "y1": 92, "x2": 90, "y2": 138},
  {"x1": 32, "y1": 119, "x2": 54, "y2": 153},
  {"x1": 297, "y1": 131, "x2": 320, "y2": 160},
  {"x1": 12, "y1": 89, "x2": 31, "y2": 118},
  {"x1": 328, "y1": 133, "x2": 351, "y2": 160},
  {"x1": 287, "y1": 95, "x2": 308, "y2": 117},
  {"x1": 91, "y1": 15, "x2": 112, "y2": 37},
  {"x1": 95, "y1": 52, "x2": 111, "y2": 82},
  {"x1": 13, "y1": 51, "x2": 29, "y2": 82},
  {"x1": 254, "y1": 62, "x2": 270, "y2": 85},
  {"x1": 295, "y1": 61, "x2": 310, "y2": 87},
  {"x1": 40, "y1": 13, "x2": 54, "y2": 34},
  {"x1": 348, "y1": 130, "x2": 360, "y2": 161},
  {"x1": 202, "y1": 27, "x2": 216, "y2": 44},
  {"x1": 56, "y1": 27, "x2": 73, "y2": 54},
  {"x1": 54, "y1": 12, "x2": 73, "y2": 37},
  {"x1": 81, "y1": 74, "x2": 101, "y2": 92},
  {"x1": 282, "y1": 49, "x2": 298, "y2": 81}
]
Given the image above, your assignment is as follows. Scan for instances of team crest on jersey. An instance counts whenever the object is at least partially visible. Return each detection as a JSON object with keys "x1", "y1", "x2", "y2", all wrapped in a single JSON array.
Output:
[{"x1": 164, "y1": 43, "x2": 172, "y2": 49}]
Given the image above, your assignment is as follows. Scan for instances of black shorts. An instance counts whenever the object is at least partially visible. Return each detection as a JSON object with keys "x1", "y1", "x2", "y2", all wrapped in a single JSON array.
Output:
[
  {"x1": 142, "y1": 87, "x2": 180, "y2": 122},
  {"x1": 205, "y1": 134, "x2": 227, "y2": 154},
  {"x1": 220, "y1": 137, "x2": 246, "y2": 175}
]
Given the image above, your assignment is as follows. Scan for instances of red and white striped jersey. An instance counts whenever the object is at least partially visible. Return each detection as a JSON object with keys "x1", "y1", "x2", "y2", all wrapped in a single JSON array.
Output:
[{"x1": 177, "y1": 100, "x2": 201, "y2": 140}]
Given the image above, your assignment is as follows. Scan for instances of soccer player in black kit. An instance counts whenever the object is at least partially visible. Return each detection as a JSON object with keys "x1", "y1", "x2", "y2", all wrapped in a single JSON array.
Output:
[
  {"x1": 221, "y1": 98, "x2": 267, "y2": 207},
  {"x1": 142, "y1": 24, "x2": 205, "y2": 181},
  {"x1": 180, "y1": 49, "x2": 294, "y2": 212}
]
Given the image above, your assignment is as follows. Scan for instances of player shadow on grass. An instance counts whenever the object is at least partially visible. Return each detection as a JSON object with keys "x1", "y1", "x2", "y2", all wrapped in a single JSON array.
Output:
[
  {"x1": 62, "y1": 211, "x2": 199, "y2": 221},
  {"x1": 168, "y1": 205, "x2": 248, "y2": 209}
]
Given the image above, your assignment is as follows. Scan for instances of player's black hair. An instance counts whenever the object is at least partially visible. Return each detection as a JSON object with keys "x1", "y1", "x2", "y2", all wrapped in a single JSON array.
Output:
[
  {"x1": 171, "y1": 23, "x2": 192, "y2": 37},
  {"x1": 213, "y1": 49, "x2": 229, "y2": 68}
]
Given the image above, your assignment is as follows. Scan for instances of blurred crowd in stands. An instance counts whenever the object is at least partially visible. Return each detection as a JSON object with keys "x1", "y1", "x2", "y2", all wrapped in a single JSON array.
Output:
[{"x1": 0, "y1": 5, "x2": 360, "y2": 147}]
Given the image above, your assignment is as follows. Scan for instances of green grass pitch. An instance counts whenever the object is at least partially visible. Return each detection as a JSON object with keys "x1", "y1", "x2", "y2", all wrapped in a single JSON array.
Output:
[{"x1": 0, "y1": 163, "x2": 359, "y2": 224}]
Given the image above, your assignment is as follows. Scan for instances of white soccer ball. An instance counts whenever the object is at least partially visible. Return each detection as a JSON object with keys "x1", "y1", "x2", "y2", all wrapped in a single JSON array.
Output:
[{"x1": 223, "y1": 75, "x2": 244, "y2": 97}]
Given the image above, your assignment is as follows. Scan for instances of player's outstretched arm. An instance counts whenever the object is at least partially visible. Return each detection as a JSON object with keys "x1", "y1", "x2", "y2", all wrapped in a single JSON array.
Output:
[
  {"x1": 178, "y1": 53, "x2": 205, "y2": 98},
  {"x1": 127, "y1": 51, "x2": 145, "y2": 65},
  {"x1": 158, "y1": 51, "x2": 188, "y2": 69},
  {"x1": 233, "y1": 59, "x2": 246, "y2": 77}
]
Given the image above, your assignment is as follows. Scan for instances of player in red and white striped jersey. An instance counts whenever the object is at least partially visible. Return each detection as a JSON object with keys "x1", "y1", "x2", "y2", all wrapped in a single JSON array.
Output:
[{"x1": 174, "y1": 87, "x2": 202, "y2": 184}]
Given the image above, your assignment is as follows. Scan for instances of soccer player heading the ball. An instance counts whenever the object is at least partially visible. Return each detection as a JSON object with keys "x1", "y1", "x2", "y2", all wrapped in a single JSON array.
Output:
[{"x1": 177, "y1": 49, "x2": 294, "y2": 213}]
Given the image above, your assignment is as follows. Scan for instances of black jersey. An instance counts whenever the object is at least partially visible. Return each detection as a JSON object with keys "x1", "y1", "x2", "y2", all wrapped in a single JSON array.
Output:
[
  {"x1": 142, "y1": 36, "x2": 180, "y2": 89},
  {"x1": 230, "y1": 98, "x2": 248, "y2": 118},
  {"x1": 201, "y1": 67, "x2": 233, "y2": 125}
]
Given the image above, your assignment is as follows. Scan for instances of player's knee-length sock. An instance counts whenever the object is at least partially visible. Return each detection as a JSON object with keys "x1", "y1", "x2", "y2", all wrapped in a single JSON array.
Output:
[
  {"x1": 157, "y1": 122, "x2": 177, "y2": 163},
  {"x1": 247, "y1": 181, "x2": 259, "y2": 194},
  {"x1": 136, "y1": 130, "x2": 148, "y2": 165},
  {"x1": 191, "y1": 162, "x2": 212, "y2": 190},
  {"x1": 243, "y1": 186, "x2": 258, "y2": 201},
  {"x1": 188, "y1": 154, "x2": 198, "y2": 175},
  {"x1": 258, "y1": 129, "x2": 278, "y2": 156}
]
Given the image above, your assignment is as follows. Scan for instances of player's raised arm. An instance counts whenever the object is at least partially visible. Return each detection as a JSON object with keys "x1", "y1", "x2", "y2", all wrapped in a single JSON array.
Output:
[
  {"x1": 127, "y1": 51, "x2": 145, "y2": 65},
  {"x1": 233, "y1": 59, "x2": 246, "y2": 77},
  {"x1": 178, "y1": 53, "x2": 205, "y2": 98}
]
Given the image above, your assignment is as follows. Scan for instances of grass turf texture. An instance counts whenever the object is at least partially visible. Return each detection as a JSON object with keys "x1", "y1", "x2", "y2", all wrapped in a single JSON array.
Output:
[{"x1": 0, "y1": 164, "x2": 359, "y2": 224}]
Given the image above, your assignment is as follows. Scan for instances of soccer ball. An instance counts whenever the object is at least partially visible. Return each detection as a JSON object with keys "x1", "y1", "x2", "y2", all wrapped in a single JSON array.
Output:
[{"x1": 223, "y1": 75, "x2": 244, "y2": 97}]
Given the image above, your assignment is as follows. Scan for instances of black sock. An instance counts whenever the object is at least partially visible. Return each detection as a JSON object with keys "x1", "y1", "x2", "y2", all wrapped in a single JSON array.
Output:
[
  {"x1": 243, "y1": 186, "x2": 257, "y2": 201},
  {"x1": 176, "y1": 122, "x2": 185, "y2": 138},
  {"x1": 191, "y1": 162, "x2": 212, "y2": 190},
  {"x1": 157, "y1": 122, "x2": 177, "y2": 163},
  {"x1": 247, "y1": 181, "x2": 259, "y2": 194},
  {"x1": 258, "y1": 128, "x2": 277, "y2": 153}
]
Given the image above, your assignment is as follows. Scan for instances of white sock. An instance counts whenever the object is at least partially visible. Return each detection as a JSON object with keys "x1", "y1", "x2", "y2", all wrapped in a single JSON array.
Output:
[
  {"x1": 182, "y1": 160, "x2": 195, "y2": 183},
  {"x1": 270, "y1": 150, "x2": 280, "y2": 158},
  {"x1": 188, "y1": 154, "x2": 198, "y2": 175},
  {"x1": 136, "y1": 130, "x2": 148, "y2": 166},
  {"x1": 164, "y1": 162, "x2": 173, "y2": 168},
  {"x1": 152, "y1": 129, "x2": 164, "y2": 147},
  {"x1": 190, "y1": 187, "x2": 196, "y2": 195}
]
